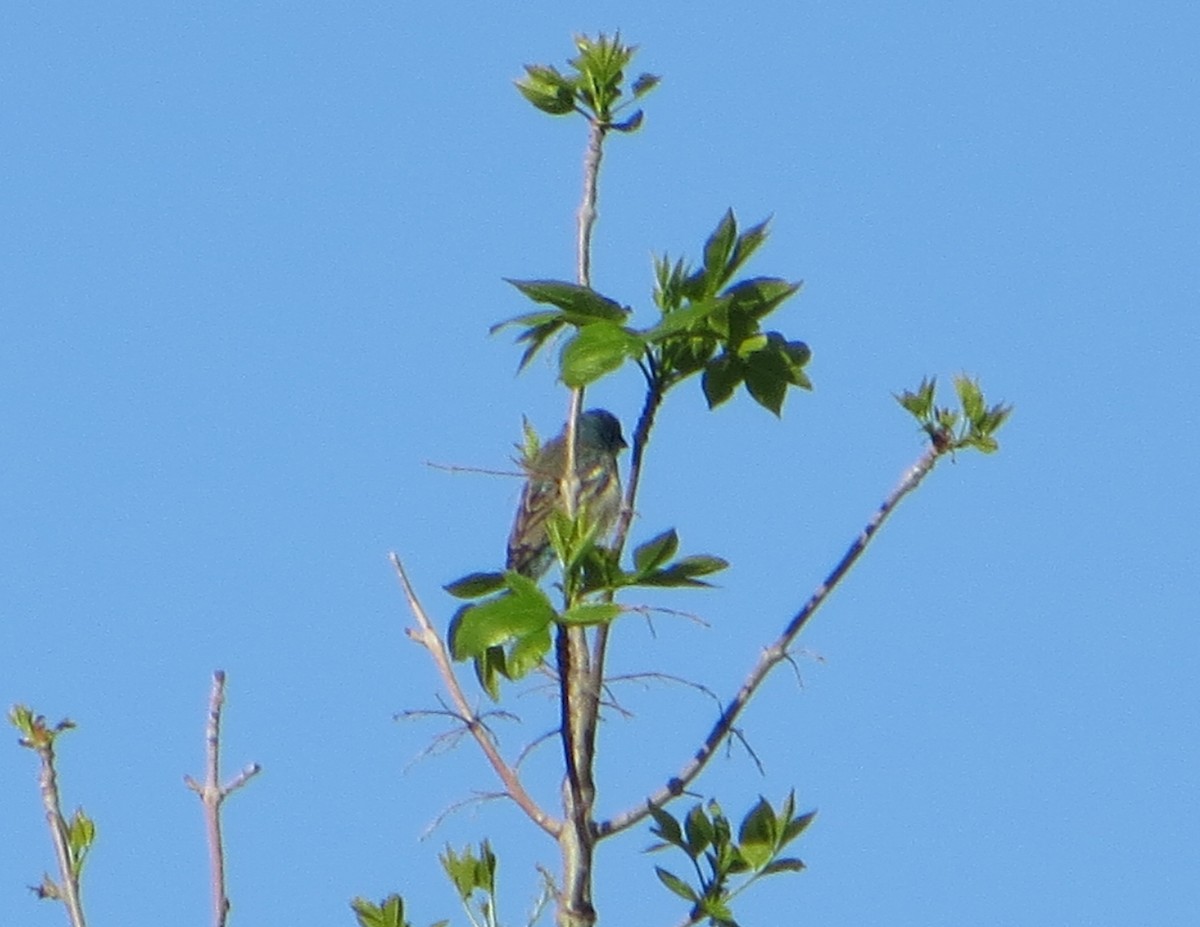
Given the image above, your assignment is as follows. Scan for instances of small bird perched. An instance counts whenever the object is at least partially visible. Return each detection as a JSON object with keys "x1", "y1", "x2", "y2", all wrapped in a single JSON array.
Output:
[{"x1": 506, "y1": 408, "x2": 628, "y2": 578}]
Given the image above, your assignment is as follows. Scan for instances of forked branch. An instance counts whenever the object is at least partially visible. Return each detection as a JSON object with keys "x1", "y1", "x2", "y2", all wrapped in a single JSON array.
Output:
[
  {"x1": 184, "y1": 671, "x2": 261, "y2": 927},
  {"x1": 599, "y1": 445, "x2": 942, "y2": 837},
  {"x1": 390, "y1": 553, "x2": 561, "y2": 837}
]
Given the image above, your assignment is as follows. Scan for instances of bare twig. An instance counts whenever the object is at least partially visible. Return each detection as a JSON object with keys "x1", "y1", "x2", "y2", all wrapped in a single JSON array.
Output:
[
  {"x1": 390, "y1": 553, "x2": 561, "y2": 837},
  {"x1": 419, "y1": 791, "x2": 507, "y2": 840},
  {"x1": 184, "y1": 671, "x2": 262, "y2": 927},
  {"x1": 515, "y1": 728, "x2": 561, "y2": 770},
  {"x1": 598, "y1": 446, "x2": 942, "y2": 837},
  {"x1": 424, "y1": 460, "x2": 525, "y2": 479},
  {"x1": 576, "y1": 119, "x2": 606, "y2": 290},
  {"x1": 590, "y1": 384, "x2": 664, "y2": 700},
  {"x1": 604, "y1": 671, "x2": 724, "y2": 709},
  {"x1": 396, "y1": 705, "x2": 521, "y2": 771}
]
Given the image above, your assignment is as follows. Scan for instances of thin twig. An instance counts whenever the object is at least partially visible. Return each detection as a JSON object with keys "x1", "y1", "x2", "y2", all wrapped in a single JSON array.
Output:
[
  {"x1": 598, "y1": 446, "x2": 942, "y2": 837},
  {"x1": 591, "y1": 385, "x2": 664, "y2": 688},
  {"x1": 390, "y1": 553, "x2": 561, "y2": 837},
  {"x1": 32, "y1": 732, "x2": 87, "y2": 927},
  {"x1": 419, "y1": 791, "x2": 508, "y2": 840},
  {"x1": 184, "y1": 671, "x2": 261, "y2": 927},
  {"x1": 576, "y1": 120, "x2": 606, "y2": 289},
  {"x1": 424, "y1": 460, "x2": 525, "y2": 479},
  {"x1": 396, "y1": 705, "x2": 521, "y2": 771},
  {"x1": 515, "y1": 728, "x2": 561, "y2": 770}
]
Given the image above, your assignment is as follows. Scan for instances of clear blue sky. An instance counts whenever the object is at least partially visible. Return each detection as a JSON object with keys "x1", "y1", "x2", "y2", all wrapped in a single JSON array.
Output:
[{"x1": 3, "y1": 3, "x2": 1197, "y2": 925}]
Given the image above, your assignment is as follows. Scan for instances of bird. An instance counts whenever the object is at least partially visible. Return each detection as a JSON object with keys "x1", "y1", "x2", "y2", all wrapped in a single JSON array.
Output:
[{"x1": 506, "y1": 408, "x2": 628, "y2": 578}]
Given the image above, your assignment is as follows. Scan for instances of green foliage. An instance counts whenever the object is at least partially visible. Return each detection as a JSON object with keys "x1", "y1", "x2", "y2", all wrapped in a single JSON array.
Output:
[
  {"x1": 895, "y1": 375, "x2": 1012, "y2": 454},
  {"x1": 9, "y1": 703, "x2": 76, "y2": 748},
  {"x1": 515, "y1": 32, "x2": 658, "y2": 128},
  {"x1": 351, "y1": 894, "x2": 434, "y2": 927},
  {"x1": 648, "y1": 794, "x2": 814, "y2": 926},
  {"x1": 446, "y1": 571, "x2": 556, "y2": 699},
  {"x1": 65, "y1": 809, "x2": 95, "y2": 883},
  {"x1": 10, "y1": 705, "x2": 96, "y2": 905},
  {"x1": 495, "y1": 211, "x2": 809, "y2": 416},
  {"x1": 440, "y1": 841, "x2": 500, "y2": 927},
  {"x1": 444, "y1": 522, "x2": 727, "y2": 699}
]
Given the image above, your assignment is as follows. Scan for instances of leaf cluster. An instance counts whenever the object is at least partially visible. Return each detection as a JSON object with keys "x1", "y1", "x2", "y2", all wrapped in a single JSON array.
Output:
[
  {"x1": 441, "y1": 841, "x2": 498, "y2": 927},
  {"x1": 444, "y1": 527, "x2": 726, "y2": 700},
  {"x1": 648, "y1": 794, "x2": 814, "y2": 926},
  {"x1": 351, "y1": 894, "x2": 429, "y2": 927},
  {"x1": 10, "y1": 704, "x2": 76, "y2": 749},
  {"x1": 653, "y1": 210, "x2": 809, "y2": 416},
  {"x1": 515, "y1": 32, "x2": 658, "y2": 128},
  {"x1": 896, "y1": 375, "x2": 1012, "y2": 454},
  {"x1": 495, "y1": 210, "x2": 810, "y2": 416},
  {"x1": 9, "y1": 705, "x2": 96, "y2": 902}
]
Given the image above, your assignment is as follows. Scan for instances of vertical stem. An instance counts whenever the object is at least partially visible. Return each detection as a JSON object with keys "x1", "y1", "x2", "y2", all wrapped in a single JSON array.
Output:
[
  {"x1": 556, "y1": 115, "x2": 609, "y2": 927},
  {"x1": 576, "y1": 120, "x2": 606, "y2": 290},
  {"x1": 590, "y1": 382, "x2": 664, "y2": 690},
  {"x1": 204, "y1": 672, "x2": 231, "y2": 927},
  {"x1": 186, "y1": 671, "x2": 261, "y2": 927},
  {"x1": 36, "y1": 741, "x2": 87, "y2": 927}
]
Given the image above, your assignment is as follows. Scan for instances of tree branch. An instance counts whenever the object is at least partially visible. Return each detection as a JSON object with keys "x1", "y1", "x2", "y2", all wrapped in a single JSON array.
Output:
[
  {"x1": 576, "y1": 119, "x2": 606, "y2": 289},
  {"x1": 184, "y1": 670, "x2": 261, "y2": 927},
  {"x1": 598, "y1": 445, "x2": 942, "y2": 837},
  {"x1": 389, "y1": 553, "x2": 561, "y2": 838},
  {"x1": 33, "y1": 731, "x2": 87, "y2": 927},
  {"x1": 554, "y1": 113, "x2": 610, "y2": 927}
]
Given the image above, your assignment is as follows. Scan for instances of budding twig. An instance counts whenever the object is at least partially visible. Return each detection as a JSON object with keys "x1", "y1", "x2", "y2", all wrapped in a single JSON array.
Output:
[{"x1": 184, "y1": 671, "x2": 261, "y2": 927}]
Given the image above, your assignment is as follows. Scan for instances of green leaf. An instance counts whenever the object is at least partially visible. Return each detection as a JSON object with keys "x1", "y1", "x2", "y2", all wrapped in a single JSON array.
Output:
[
  {"x1": 895, "y1": 377, "x2": 936, "y2": 419},
  {"x1": 663, "y1": 334, "x2": 720, "y2": 379},
  {"x1": 632, "y1": 72, "x2": 660, "y2": 97},
  {"x1": 443, "y1": 572, "x2": 507, "y2": 599},
  {"x1": 761, "y1": 857, "x2": 806, "y2": 876},
  {"x1": 560, "y1": 602, "x2": 622, "y2": 626},
  {"x1": 723, "y1": 277, "x2": 801, "y2": 322},
  {"x1": 506, "y1": 624, "x2": 552, "y2": 678},
  {"x1": 515, "y1": 320, "x2": 566, "y2": 371},
  {"x1": 489, "y1": 309, "x2": 564, "y2": 334},
  {"x1": 473, "y1": 646, "x2": 506, "y2": 701},
  {"x1": 449, "y1": 581, "x2": 556, "y2": 660},
  {"x1": 780, "y1": 338, "x2": 812, "y2": 388},
  {"x1": 506, "y1": 279, "x2": 628, "y2": 322},
  {"x1": 743, "y1": 345, "x2": 792, "y2": 416},
  {"x1": 654, "y1": 867, "x2": 698, "y2": 903},
  {"x1": 648, "y1": 804, "x2": 684, "y2": 849},
  {"x1": 440, "y1": 841, "x2": 497, "y2": 903},
  {"x1": 560, "y1": 321, "x2": 644, "y2": 387},
  {"x1": 782, "y1": 809, "x2": 817, "y2": 845},
  {"x1": 702, "y1": 210, "x2": 738, "y2": 291},
  {"x1": 727, "y1": 217, "x2": 772, "y2": 277},
  {"x1": 955, "y1": 375, "x2": 986, "y2": 424},
  {"x1": 68, "y1": 809, "x2": 95, "y2": 860},
  {"x1": 639, "y1": 554, "x2": 729, "y2": 588},
  {"x1": 515, "y1": 65, "x2": 576, "y2": 115},
  {"x1": 351, "y1": 895, "x2": 408, "y2": 927},
  {"x1": 737, "y1": 797, "x2": 776, "y2": 869},
  {"x1": 633, "y1": 529, "x2": 679, "y2": 574},
  {"x1": 643, "y1": 297, "x2": 726, "y2": 342},
  {"x1": 684, "y1": 804, "x2": 714, "y2": 857},
  {"x1": 698, "y1": 896, "x2": 738, "y2": 927},
  {"x1": 612, "y1": 110, "x2": 644, "y2": 132},
  {"x1": 516, "y1": 80, "x2": 576, "y2": 115},
  {"x1": 675, "y1": 554, "x2": 728, "y2": 576},
  {"x1": 702, "y1": 353, "x2": 742, "y2": 409}
]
